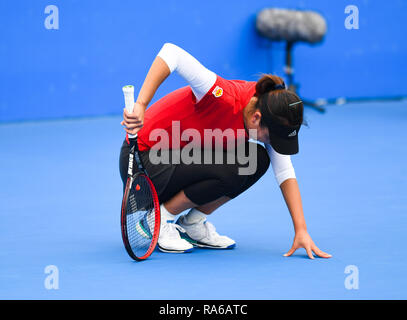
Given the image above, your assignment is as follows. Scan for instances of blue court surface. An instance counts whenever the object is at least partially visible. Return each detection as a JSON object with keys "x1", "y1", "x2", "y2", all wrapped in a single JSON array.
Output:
[{"x1": 0, "y1": 100, "x2": 406, "y2": 299}]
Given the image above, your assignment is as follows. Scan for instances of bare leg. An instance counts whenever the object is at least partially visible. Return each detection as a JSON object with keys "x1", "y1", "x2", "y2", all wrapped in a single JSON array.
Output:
[
  {"x1": 164, "y1": 190, "x2": 230, "y2": 215},
  {"x1": 196, "y1": 196, "x2": 230, "y2": 214},
  {"x1": 164, "y1": 190, "x2": 196, "y2": 215}
]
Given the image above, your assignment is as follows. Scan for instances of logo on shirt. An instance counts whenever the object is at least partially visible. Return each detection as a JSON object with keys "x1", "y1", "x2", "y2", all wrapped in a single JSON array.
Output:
[
  {"x1": 288, "y1": 130, "x2": 297, "y2": 137},
  {"x1": 212, "y1": 86, "x2": 223, "y2": 98}
]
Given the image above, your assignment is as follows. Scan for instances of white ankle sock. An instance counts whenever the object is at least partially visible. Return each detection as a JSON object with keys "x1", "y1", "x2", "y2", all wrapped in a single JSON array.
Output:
[
  {"x1": 160, "y1": 204, "x2": 177, "y2": 224},
  {"x1": 184, "y1": 208, "x2": 207, "y2": 224}
]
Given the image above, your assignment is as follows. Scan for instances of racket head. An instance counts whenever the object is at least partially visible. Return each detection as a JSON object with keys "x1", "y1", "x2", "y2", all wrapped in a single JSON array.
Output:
[{"x1": 121, "y1": 173, "x2": 161, "y2": 261}]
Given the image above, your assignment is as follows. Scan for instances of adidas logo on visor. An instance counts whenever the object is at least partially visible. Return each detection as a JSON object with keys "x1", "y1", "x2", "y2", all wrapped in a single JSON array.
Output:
[{"x1": 288, "y1": 130, "x2": 297, "y2": 137}]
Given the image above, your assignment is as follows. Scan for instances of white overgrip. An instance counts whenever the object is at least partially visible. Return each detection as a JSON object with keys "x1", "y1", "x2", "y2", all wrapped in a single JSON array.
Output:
[{"x1": 122, "y1": 85, "x2": 136, "y2": 139}]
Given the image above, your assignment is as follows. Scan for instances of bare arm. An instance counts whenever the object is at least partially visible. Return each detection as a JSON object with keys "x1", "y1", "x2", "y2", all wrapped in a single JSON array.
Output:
[
  {"x1": 280, "y1": 178, "x2": 331, "y2": 259},
  {"x1": 122, "y1": 43, "x2": 216, "y2": 135},
  {"x1": 121, "y1": 56, "x2": 170, "y2": 135},
  {"x1": 264, "y1": 143, "x2": 331, "y2": 259},
  {"x1": 280, "y1": 178, "x2": 307, "y2": 232},
  {"x1": 136, "y1": 56, "x2": 171, "y2": 108}
]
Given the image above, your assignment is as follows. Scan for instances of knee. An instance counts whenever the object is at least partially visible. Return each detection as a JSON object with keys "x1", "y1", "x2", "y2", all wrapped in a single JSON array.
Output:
[{"x1": 119, "y1": 140, "x2": 130, "y2": 185}]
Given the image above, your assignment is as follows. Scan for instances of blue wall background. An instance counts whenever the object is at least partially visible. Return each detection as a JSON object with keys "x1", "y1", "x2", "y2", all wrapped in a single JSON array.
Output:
[{"x1": 0, "y1": 0, "x2": 406, "y2": 122}]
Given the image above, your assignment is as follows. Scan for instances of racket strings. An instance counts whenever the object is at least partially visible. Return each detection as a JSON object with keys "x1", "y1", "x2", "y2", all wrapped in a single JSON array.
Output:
[{"x1": 125, "y1": 175, "x2": 157, "y2": 258}]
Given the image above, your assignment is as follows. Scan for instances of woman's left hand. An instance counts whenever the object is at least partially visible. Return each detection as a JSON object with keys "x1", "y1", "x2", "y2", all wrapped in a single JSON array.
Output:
[{"x1": 284, "y1": 230, "x2": 332, "y2": 259}]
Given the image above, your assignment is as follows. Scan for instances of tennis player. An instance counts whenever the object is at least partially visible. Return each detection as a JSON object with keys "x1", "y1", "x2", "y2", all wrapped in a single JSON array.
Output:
[{"x1": 120, "y1": 43, "x2": 331, "y2": 259}]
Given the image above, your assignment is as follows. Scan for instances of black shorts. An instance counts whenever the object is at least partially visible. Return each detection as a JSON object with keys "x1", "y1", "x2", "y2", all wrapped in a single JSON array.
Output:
[{"x1": 119, "y1": 140, "x2": 270, "y2": 205}]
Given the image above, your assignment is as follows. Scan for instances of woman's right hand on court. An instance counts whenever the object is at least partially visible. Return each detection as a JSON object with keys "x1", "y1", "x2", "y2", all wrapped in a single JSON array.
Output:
[
  {"x1": 283, "y1": 230, "x2": 332, "y2": 260},
  {"x1": 121, "y1": 102, "x2": 146, "y2": 135}
]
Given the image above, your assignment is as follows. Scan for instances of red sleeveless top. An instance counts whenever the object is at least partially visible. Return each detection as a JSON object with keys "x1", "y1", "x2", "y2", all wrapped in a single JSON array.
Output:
[{"x1": 137, "y1": 75, "x2": 256, "y2": 151}]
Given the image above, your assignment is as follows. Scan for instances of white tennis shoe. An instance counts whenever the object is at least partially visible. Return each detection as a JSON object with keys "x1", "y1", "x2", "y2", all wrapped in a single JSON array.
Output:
[
  {"x1": 158, "y1": 222, "x2": 193, "y2": 253},
  {"x1": 135, "y1": 209, "x2": 155, "y2": 240},
  {"x1": 176, "y1": 215, "x2": 236, "y2": 249}
]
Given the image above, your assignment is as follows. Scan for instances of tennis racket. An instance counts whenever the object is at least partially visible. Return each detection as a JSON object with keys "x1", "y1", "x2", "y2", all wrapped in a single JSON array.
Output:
[{"x1": 120, "y1": 85, "x2": 160, "y2": 261}]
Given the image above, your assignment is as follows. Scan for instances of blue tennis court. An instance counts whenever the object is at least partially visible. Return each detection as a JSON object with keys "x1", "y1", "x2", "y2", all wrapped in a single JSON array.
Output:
[
  {"x1": 1, "y1": 100, "x2": 406, "y2": 299},
  {"x1": 1, "y1": 0, "x2": 406, "y2": 301}
]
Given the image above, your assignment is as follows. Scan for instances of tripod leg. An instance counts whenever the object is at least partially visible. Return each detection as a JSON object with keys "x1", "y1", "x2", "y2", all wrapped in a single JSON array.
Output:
[
  {"x1": 284, "y1": 41, "x2": 326, "y2": 113},
  {"x1": 284, "y1": 42, "x2": 294, "y2": 89}
]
